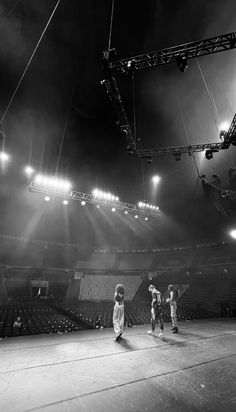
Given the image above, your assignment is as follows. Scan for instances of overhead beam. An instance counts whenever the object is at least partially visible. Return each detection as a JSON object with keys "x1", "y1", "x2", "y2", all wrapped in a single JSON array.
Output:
[
  {"x1": 136, "y1": 112, "x2": 236, "y2": 159},
  {"x1": 29, "y1": 183, "x2": 160, "y2": 218},
  {"x1": 109, "y1": 32, "x2": 236, "y2": 74}
]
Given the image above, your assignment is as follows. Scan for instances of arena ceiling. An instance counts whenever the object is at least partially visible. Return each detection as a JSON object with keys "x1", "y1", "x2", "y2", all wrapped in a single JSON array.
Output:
[{"x1": 0, "y1": 0, "x2": 236, "y2": 250}]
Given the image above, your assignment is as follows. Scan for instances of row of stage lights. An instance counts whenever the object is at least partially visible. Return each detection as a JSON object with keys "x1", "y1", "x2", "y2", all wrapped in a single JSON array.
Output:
[
  {"x1": 29, "y1": 173, "x2": 160, "y2": 219},
  {"x1": 43, "y1": 194, "x2": 150, "y2": 220},
  {"x1": 138, "y1": 201, "x2": 159, "y2": 211},
  {"x1": 92, "y1": 188, "x2": 119, "y2": 202}
]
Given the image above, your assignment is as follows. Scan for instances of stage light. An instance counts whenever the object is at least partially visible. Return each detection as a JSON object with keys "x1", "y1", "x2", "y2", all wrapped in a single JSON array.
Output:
[
  {"x1": 135, "y1": 215, "x2": 138, "y2": 219},
  {"x1": 124, "y1": 210, "x2": 128, "y2": 214},
  {"x1": 138, "y1": 201, "x2": 143, "y2": 208},
  {"x1": 173, "y1": 152, "x2": 181, "y2": 161},
  {"x1": 81, "y1": 201, "x2": 86, "y2": 206},
  {"x1": 24, "y1": 165, "x2": 34, "y2": 176},
  {"x1": 229, "y1": 229, "x2": 236, "y2": 239},
  {"x1": 205, "y1": 150, "x2": 213, "y2": 160},
  {"x1": 92, "y1": 188, "x2": 119, "y2": 202},
  {"x1": 34, "y1": 174, "x2": 43, "y2": 184},
  {"x1": 44, "y1": 196, "x2": 50, "y2": 202},
  {"x1": 219, "y1": 121, "x2": 230, "y2": 132},
  {"x1": 111, "y1": 207, "x2": 116, "y2": 212},
  {"x1": 145, "y1": 217, "x2": 148, "y2": 221},
  {"x1": 62, "y1": 200, "x2": 68, "y2": 205},
  {"x1": 176, "y1": 54, "x2": 188, "y2": 72},
  {"x1": 0, "y1": 151, "x2": 9, "y2": 161},
  {"x1": 152, "y1": 175, "x2": 160, "y2": 184}
]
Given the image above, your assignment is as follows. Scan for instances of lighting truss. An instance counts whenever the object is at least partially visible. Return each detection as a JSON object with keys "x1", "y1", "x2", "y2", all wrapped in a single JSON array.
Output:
[
  {"x1": 29, "y1": 182, "x2": 160, "y2": 218},
  {"x1": 109, "y1": 31, "x2": 236, "y2": 74},
  {"x1": 136, "y1": 113, "x2": 236, "y2": 159},
  {"x1": 102, "y1": 31, "x2": 236, "y2": 155}
]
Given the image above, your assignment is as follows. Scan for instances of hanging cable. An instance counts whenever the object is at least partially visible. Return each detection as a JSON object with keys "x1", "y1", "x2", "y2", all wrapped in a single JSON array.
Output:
[
  {"x1": 195, "y1": 58, "x2": 221, "y2": 132},
  {"x1": 0, "y1": 0, "x2": 62, "y2": 128},
  {"x1": 55, "y1": 78, "x2": 75, "y2": 175},
  {"x1": 177, "y1": 95, "x2": 201, "y2": 178},
  {"x1": 0, "y1": 0, "x2": 22, "y2": 26},
  {"x1": 132, "y1": 74, "x2": 137, "y2": 142},
  {"x1": 107, "y1": 0, "x2": 115, "y2": 51}
]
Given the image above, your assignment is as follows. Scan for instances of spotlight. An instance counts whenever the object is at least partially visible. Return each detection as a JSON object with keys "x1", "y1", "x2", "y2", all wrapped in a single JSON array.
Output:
[
  {"x1": 205, "y1": 150, "x2": 213, "y2": 160},
  {"x1": 176, "y1": 54, "x2": 188, "y2": 72},
  {"x1": 24, "y1": 165, "x2": 34, "y2": 177},
  {"x1": 173, "y1": 152, "x2": 181, "y2": 161},
  {"x1": 62, "y1": 200, "x2": 68, "y2": 205},
  {"x1": 219, "y1": 121, "x2": 230, "y2": 132},
  {"x1": 145, "y1": 217, "x2": 148, "y2": 221},
  {"x1": 146, "y1": 156, "x2": 153, "y2": 164},
  {"x1": 111, "y1": 207, "x2": 116, "y2": 212},
  {"x1": 135, "y1": 215, "x2": 138, "y2": 219},
  {"x1": 0, "y1": 151, "x2": 9, "y2": 161},
  {"x1": 124, "y1": 210, "x2": 128, "y2": 214},
  {"x1": 205, "y1": 149, "x2": 219, "y2": 160},
  {"x1": 44, "y1": 196, "x2": 50, "y2": 202},
  {"x1": 81, "y1": 201, "x2": 86, "y2": 206},
  {"x1": 229, "y1": 229, "x2": 236, "y2": 239},
  {"x1": 152, "y1": 175, "x2": 160, "y2": 184}
]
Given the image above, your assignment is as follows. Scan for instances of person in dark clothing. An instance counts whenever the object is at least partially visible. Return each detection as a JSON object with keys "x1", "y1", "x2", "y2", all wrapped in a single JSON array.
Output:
[{"x1": 147, "y1": 284, "x2": 164, "y2": 338}]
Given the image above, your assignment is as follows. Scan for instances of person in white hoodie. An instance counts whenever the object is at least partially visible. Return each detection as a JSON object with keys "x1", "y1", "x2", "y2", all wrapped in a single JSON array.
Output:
[
  {"x1": 113, "y1": 284, "x2": 125, "y2": 341},
  {"x1": 147, "y1": 284, "x2": 164, "y2": 338}
]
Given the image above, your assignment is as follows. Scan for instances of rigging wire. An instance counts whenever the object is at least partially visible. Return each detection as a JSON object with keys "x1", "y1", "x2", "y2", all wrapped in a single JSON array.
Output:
[
  {"x1": 0, "y1": 0, "x2": 62, "y2": 128},
  {"x1": 0, "y1": 0, "x2": 22, "y2": 26},
  {"x1": 177, "y1": 95, "x2": 201, "y2": 178},
  {"x1": 177, "y1": 95, "x2": 202, "y2": 199},
  {"x1": 195, "y1": 58, "x2": 221, "y2": 132},
  {"x1": 107, "y1": 0, "x2": 115, "y2": 51},
  {"x1": 55, "y1": 78, "x2": 75, "y2": 175}
]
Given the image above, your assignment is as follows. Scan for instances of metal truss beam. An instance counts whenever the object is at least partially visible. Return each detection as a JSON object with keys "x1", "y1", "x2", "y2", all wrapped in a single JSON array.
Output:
[
  {"x1": 136, "y1": 142, "x2": 227, "y2": 159},
  {"x1": 137, "y1": 112, "x2": 236, "y2": 159},
  {"x1": 101, "y1": 76, "x2": 136, "y2": 152},
  {"x1": 109, "y1": 32, "x2": 236, "y2": 74},
  {"x1": 29, "y1": 183, "x2": 160, "y2": 218}
]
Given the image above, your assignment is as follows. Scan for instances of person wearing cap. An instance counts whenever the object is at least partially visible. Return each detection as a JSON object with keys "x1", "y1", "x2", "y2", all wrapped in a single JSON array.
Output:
[
  {"x1": 113, "y1": 284, "x2": 125, "y2": 341},
  {"x1": 147, "y1": 284, "x2": 164, "y2": 338}
]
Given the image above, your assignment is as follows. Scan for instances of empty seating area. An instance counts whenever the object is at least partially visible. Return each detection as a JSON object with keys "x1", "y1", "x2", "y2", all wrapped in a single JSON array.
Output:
[
  {"x1": 79, "y1": 274, "x2": 142, "y2": 300},
  {"x1": 0, "y1": 299, "x2": 82, "y2": 338}
]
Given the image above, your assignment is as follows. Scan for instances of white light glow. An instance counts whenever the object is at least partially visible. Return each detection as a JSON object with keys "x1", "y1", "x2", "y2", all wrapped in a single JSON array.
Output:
[
  {"x1": 111, "y1": 207, "x2": 116, "y2": 212},
  {"x1": 145, "y1": 217, "x2": 148, "y2": 221},
  {"x1": 24, "y1": 165, "x2": 34, "y2": 176},
  {"x1": 0, "y1": 151, "x2": 10, "y2": 161},
  {"x1": 135, "y1": 215, "x2": 138, "y2": 219},
  {"x1": 63, "y1": 200, "x2": 68, "y2": 205},
  {"x1": 124, "y1": 210, "x2": 128, "y2": 214},
  {"x1": 219, "y1": 121, "x2": 230, "y2": 132},
  {"x1": 44, "y1": 196, "x2": 50, "y2": 202},
  {"x1": 152, "y1": 175, "x2": 161, "y2": 184},
  {"x1": 230, "y1": 229, "x2": 236, "y2": 239},
  {"x1": 81, "y1": 201, "x2": 86, "y2": 206}
]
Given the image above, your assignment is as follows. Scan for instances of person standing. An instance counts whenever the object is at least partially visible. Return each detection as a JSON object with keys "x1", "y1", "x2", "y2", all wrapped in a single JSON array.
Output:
[
  {"x1": 113, "y1": 284, "x2": 125, "y2": 341},
  {"x1": 147, "y1": 284, "x2": 164, "y2": 338},
  {"x1": 166, "y1": 284, "x2": 179, "y2": 333}
]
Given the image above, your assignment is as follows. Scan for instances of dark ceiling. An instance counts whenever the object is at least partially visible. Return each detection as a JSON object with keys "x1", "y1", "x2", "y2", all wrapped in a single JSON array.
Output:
[{"x1": 0, "y1": 0, "x2": 236, "y2": 251}]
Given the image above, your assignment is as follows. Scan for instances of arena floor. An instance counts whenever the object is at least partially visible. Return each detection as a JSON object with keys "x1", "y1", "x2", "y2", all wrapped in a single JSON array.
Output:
[{"x1": 0, "y1": 318, "x2": 236, "y2": 412}]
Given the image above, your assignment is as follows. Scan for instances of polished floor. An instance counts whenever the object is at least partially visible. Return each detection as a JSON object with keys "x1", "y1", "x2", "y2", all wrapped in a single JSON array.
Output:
[{"x1": 0, "y1": 318, "x2": 236, "y2": 412}]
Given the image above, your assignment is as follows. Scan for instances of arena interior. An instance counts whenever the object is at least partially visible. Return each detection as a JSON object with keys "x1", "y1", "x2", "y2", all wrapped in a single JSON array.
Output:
[{"x1": 0, "y1": 1, "x2": 236, "y2": 411}]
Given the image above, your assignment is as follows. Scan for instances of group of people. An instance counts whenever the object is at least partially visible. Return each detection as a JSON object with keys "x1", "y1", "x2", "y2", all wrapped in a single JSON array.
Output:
[{"x1": 113, "y1": 283, "x2": 179, "y2": 341}]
